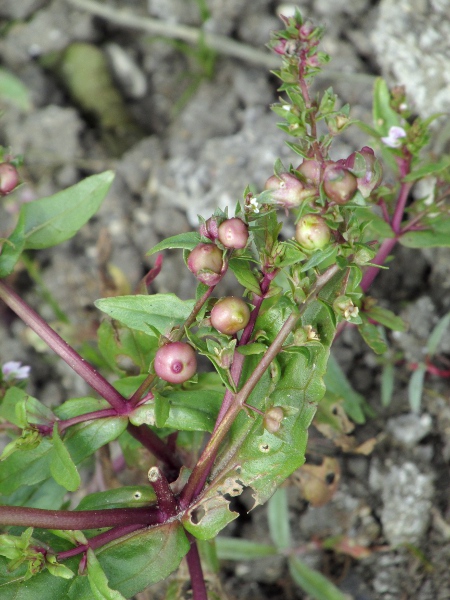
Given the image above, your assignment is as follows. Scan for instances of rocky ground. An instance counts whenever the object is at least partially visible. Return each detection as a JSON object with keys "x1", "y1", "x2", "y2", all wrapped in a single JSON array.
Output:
[{"x1": 1, "y1": 0, "x2": 450, "y2": 599}]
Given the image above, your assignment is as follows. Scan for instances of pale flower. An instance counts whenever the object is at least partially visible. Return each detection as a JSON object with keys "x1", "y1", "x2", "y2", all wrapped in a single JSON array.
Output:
[
  {"x1": 1, "y1": 361, "x2": 31, "y2": 381},
  {"x1": 381, "y1": 126, "x2": 407, "y2": 148}
]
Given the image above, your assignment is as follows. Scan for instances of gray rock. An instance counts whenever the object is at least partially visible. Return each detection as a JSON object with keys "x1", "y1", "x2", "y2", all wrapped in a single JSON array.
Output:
[
  {"x1": 0, "y1": 0, "x2": 96, "y2": 66},
  {"x1": 372, "y1": 0, "x2": 450, "y2": 118},
  {"x1": 4, "y1": 105, "x2": 83, "y2": 179},
  {"x1": 379, "y1": 461, "x2": 434, "y2": 546},
  {"x1": 387, "y1": 412, "x2": 433, "y2": 447},
  {"x1": 0, "y1": 0, "x2": 48, "y2": 20}
]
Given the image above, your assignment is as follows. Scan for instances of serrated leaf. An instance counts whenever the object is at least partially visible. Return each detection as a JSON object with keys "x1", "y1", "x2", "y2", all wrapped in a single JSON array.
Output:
[
  {"x1": 289, "y1": 556, "x2": 348, "y2": 600},
  {"x1": 267, "y1": 488, "x2": 291, "y2": 551},
  {"x1": 409, "y1": 364, "x2": 426, "y2": 413},
  {"x1": 364, "y1": 305, "x2": 407, "y2": 332},
  {"x1": 50, "y1": 424, "x2": 81, "y2": 492},
  {"x1": 215, "y1": 537, "x2": 277, "y2": 561},
  {"x1": 86, "y1": 549, "x2": 127, "y2": 600},
  {"x1": 95, "y1": 294, "x2": 195, "y2": 335},
  {"x1": 0, "y1": 67, "x2": 32, "y2": 111},
  {"x1": 381, "y1": 363, "x2": 395, "y2": 407},
  {"x1": 400, "y1": 229, "x2": 450, "y2": 248},
  {"x1": 0, "y1": 172, "x2": 114, "y2": 277},
  {"x1": 130, "y1": 389, "x2": 222, "y2": 433},
  {"x1": 358, "y1": 321, "x2": 388, "y2": 354},
  {"x1": 402, "y1": 156, "x2": 450, "y2": 182},
  {"x1": 76, "y1": 486, "x2": 156, "y2": 511},
  {"x1": 228, "y1": 258, "x2": 261, "y2": 295},
  {"x1": 324, "y1": 353, "x2": 372, "y2": 424},
  {"x1": 372, "y1": 78, "x2": 401, "y2": 134},
  {"x1": 427, "y1": 311, "x2": 450, "y2": 356},
  {"x1": 300, "y1": 245, "x2": 337, "y2": 272},
  {"x1": 146, "y1": 232, "x2": 201, "y2": 256}
]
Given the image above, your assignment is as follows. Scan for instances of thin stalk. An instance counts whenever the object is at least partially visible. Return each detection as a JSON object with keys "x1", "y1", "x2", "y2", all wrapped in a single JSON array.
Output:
[
  {"x1": 214, "y1": 271, "x2": 277, "y2": 428},
  {"x1": 147, "y1": 466, "x2": 178, "y2": 519},
  {"x1": 0, "y1": 505, "x2": 161, "y2": 530},
  {"x1": 179, "y1": 263, "x2": 340, "y2": 508},
  {"x1": 57, "y1": 524, "x2": 146, "y2": 560},
  {"x1": 186, "y1": 538, "x2": 208, "y2": 600},
  {"x1": 127, "y1": 423, "x2": 181, "y2": 476},
  {"x1": 58, "y1": 408, "x2": 120, "y2": 434},
  {"x1": 128, "y1": 284, "x2": 217, "y2": 407},
  {"x1": 0, "y1": 281, "x2": 127, "y2": 414}
]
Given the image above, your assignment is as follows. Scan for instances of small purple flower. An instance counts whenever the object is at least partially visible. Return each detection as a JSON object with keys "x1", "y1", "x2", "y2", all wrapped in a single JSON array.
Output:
[
  {"x1": 1, "y1": 361, "x2": 31, "y2": 382},
  {"x1": 381, "y1": 126, "x2": 407, "y2": 148}
]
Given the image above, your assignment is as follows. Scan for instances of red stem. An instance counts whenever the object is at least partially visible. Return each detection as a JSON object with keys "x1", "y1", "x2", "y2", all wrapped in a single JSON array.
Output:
[
  {"x1": 147, "y1": 466, "x2": 178, "y2": 519},
  {"x1": 57, "y1": 524, "x2": 146, "y2": 561},
  {"x1": 0, "y1": 281, "x2": 128, "y2": 414},
  {"x1": 186, "y1": 537, "x2": 208, "y2": 600},
  {"x1": 0, "y1": 505, "x2": 161, "y2": 530}
]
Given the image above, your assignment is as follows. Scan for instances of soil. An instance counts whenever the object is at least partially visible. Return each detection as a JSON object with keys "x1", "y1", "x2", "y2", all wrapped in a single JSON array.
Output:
[{"x1": 1, "y1": 1, "x2": 450, "y2": 599}]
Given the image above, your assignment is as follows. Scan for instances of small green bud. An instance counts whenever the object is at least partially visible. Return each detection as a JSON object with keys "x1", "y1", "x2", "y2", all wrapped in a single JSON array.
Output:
[{"x1": 295, "y1": 214, "x2": 331, "y2": 250}]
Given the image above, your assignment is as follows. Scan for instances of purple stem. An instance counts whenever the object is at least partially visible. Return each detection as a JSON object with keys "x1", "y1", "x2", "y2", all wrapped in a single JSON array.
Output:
[
  {"x1": 58, "y1": 408, "x2": 120, "y2": 434},
  {"x1": 57, "y1": 524, "x2": 151, "y2": 561},
  {"x1": 147, "y1": 466, "x2": 178, "y2": 519},
  {"x1": 0, "y1": 505, "x2": 161, "y2": 530},
  {"x1": 0, "y1": 281, "x2": 128, "y2": 414},
  {"x1": 214, "y1": 271, "x2": 276, "y2": 429},
  {"x1": 186, "y1": 537, "x2": 208, "y2": 600},
  {"x1": 127, "y1": 423, "x2": 181, "y2": 477}
]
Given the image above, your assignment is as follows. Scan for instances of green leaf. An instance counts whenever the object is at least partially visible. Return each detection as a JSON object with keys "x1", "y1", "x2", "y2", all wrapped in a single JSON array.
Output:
[
  {"x1": 130, "y1": 388, "x2": 222, "y2": 433},
  {"x1": 0, "y1": 477, "x2": 67, "y2": 510},
  {"x1": 0, "y1": 438, "x2": 54, "y2": 495},
  {"x1": 215, "y1": 537, "x2": 277, "y2": 561},
  {"x1": 0, "y1": 172, "x2": 114, "y2": 277},
  {"x1": 381, "y1": 363, "x2": 395, "y2": 407},
  {"x1": 95, "y1": 294, "x2": 195, "y2": 335},
  {"x1": 228, "y1": 258, "x2": 261, "y2": 295},
  {"x1": 300, "y1": 245, "x2": 337, "y2": 272},
  {"x1": 409, "y1": 364, "x2": 426, "y2": 413},
  {"x1": 154, "y1": 392, "x2": 170, "y2": 428},
  {"x1": 0, "y1": 387, "x2": 28, "y2": 427},
  {"x1": 267, "y1": 488, "x2": 291, "y2": 551},
  {"x1": 97, "y1": 320, "x2": 158, "y2": 374},
  {"x1": 50, "y1": 424, "x2": 81, "y2": 492},
  {"x1": 0, "y1": 67, "x2": 32, "y2": 112},
  {"x1": 358, "y1": 321, "x2": 388, "y2": 354},
  {"x1": 146, "y1": 232, "x2": 201, "y2": 256},
  {"x1": 372, "y1": 78, "x2": 401, "y2": 134},
  {"x1": 400, "y1": 230, "x2": 450, "y2": 248},
  {"x1": 86, "y1": 549, "x2": 127, "y2": 600},
  {"x1": 289, "y1": 556, "x2": 349, "y2": 600},
  {"x1": 63, "y1": 415, "x2": 129, "y2": 465},
  {"x1": 183, "y1": 301, "x2": 335, "y2": 540},
  {"x1": 324, "y1": 353, "x2": 373, "y2": 424},
  {"x1": 402, "y1": 156, "x2": 450, "y2": 182},
  {"x1": 95, "y1": 522, "x2": 190, "y2": 597},
  {"x1": 427, "y1": 312, "x2": 450, "y2": 356},
  {"x1": 236, "y1": 342, "x2": 267, "y2": 356},
  {"x1": 76, "y1": 486, "x2": 156, "y2": 511},
  {"x1": 364, "y1": 305, "x2": 407, "y2": 332}
]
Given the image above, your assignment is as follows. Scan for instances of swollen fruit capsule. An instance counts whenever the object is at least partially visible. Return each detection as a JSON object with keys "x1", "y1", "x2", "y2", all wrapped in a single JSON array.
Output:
[
  {"x1": 154, "y1": 342, "x2": 197, "y2": 384},
  {"x1": 323, "y1": 164, "x2": 357, "y2": 205},
  {"x1": 187, "y1": 243, "x2": 224, "y2": 285},
  {"x1": 218, "y1": 218, "x2": 249, "y2": 249},
  {"x1": 0, "y1": 163, "x2": 19, "y2": 196},
  {"x1": 210, "y1": 296, "x2": 250, "y2": 335},
  {"x1": 295, "y1": 214, "x2": 331, "y2": 250}
]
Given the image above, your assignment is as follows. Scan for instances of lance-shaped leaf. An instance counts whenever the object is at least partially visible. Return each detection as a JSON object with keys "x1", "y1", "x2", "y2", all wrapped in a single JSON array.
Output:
[
  {"x1": 95, "y1": 294, "x2": 195, "y2": 335},
  {"x1": 0, "y1": 171, "x2": 114, "y2": 277},
  {"x1": 50, "y1": 425, "x2": 81, "y2": 492}
]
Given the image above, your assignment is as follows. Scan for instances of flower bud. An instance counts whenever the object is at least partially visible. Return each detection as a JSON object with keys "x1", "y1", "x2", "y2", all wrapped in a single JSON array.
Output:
[
  {"x1": 323, "y1": 164, "x2": 357, "y2": 204},
  {"x1": 199, "y1": 217, "x2": 220, "y2": 241},
  {"x1": 333, "y1": 295, "x2": 359, "y2": 321},
  {"x1": 296, "y1": 159, "x2": 321, "y2": 187},
  {"x1": 295, "y1": 214, "x2": 331, "y2": 250},
  {"x1": 218, "y1": 218, "x2": 249, "y2": 249},
  {"x1": 154, "y1": 342, "x2": 197, "y2": 384},
  {"x1": 210, "y1": 296, "x2": 250, "y2": 335},
  {"x1": 187, "y1": 243, "x2": 224, "y2": 285},
  {"x1": 0, "y1": 163, "x2": 20, "y2": 196},
  {"x1": 264, "y1": 173, "x2": 313, "y2": 209},
  {"x1": 263, "y1": 406, "x2": 284, "y2": 434}
]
